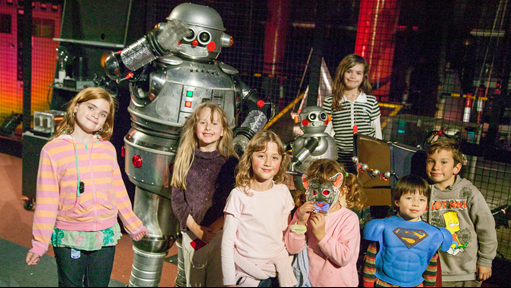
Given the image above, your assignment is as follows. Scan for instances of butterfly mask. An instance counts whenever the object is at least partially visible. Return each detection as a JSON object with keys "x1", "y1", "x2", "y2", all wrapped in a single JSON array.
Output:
[{"x1": 302, "y1": 172, "x2": 344, "y2": 217}]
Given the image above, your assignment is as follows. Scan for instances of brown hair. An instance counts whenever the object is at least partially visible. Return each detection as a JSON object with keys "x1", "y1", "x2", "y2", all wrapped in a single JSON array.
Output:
[
  {"x1": 393, "y1": 174, "x2": 431, "y2": 202},
  {"x1": 53, "y1": 87, "x2": 116, "y2": 141},
  {"x1": 235, "y1": 130, "x2": 290, "y2": 195},
  {"x1": 331, "y1": 54, "x2": 373, "y2": 111},
  {"x1": 300, "y1": 158, "x2": 365, "y2": 210},
  {"x1": 426, "y1": 137, "x2": 463, "y2": 166},
  {"x1": 171, "y1": 102, "x2": 236, "y2": 190}
]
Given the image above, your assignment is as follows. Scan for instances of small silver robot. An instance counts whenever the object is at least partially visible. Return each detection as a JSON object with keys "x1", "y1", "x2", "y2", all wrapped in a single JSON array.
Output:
[
  {"x1": 104, "y1": 3, "x2": 272, "y2": 286},
  {"x1": 289, "y1": 106, "x2": 338, "y2": 191}
]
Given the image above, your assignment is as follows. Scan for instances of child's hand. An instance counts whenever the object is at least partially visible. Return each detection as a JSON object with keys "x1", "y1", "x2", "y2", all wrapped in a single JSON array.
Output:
[
  {"x1": 476, "y1": 265, "x2": 491, "y2": 281},
  {"x1": 192, "y1": 225, "x2": 215, "y2": 243},
  {"x1": 297, "y1": 201, "x2": 315, "y2": 225},
  {"x1": 26, "y1": 251, "x2": 41, "y2": 266},
  {"x1": 208, "y1": 216, "x2": 225, "y2": 234},
  {"x1": 132, "y1": 230, "x2": 148, "y2": 242},
  {"x1": 310, "y1": 212, "x2": 326, "y2": 242},
  {"x1": 200, "y1": 227, "x2": 216, "y2": 243}
]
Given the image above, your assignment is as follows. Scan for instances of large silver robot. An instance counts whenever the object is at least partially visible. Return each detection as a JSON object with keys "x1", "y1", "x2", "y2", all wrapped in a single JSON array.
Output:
[
  {"x1": 289, "y1": 106, "x2": 338, "y2": 191},
  {"x1": 104, "y1": 3, "x2": 272, "y2": 286}
]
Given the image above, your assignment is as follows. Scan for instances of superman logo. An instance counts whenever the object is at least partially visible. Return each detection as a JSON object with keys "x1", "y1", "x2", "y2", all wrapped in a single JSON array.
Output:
[{"x1": 393, "y1": 228, "x2": 429, "y2": 248}]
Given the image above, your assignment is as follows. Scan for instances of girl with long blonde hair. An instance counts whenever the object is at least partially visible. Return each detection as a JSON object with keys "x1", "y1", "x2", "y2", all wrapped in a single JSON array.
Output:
[{"x1": 170, "y1": 101, "x2": 238, "y2": 286}]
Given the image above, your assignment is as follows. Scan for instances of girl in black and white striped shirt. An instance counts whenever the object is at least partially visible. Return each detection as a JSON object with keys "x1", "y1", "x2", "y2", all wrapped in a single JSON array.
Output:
[{"x1": 323, "y1": 54, "x2": 382, "y2": 173}]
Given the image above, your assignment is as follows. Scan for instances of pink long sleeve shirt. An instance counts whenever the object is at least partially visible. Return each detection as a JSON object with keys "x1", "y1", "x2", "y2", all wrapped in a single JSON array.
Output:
[
  {"x1": 29, "y1": 135, "x2": 146, "y2": 257},
  {"x1": 284, "y1": 206, "x2": 360, "y2": 287}
]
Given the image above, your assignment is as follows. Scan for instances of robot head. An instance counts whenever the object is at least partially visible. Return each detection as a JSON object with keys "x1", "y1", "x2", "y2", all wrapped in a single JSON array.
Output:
[
  {"x1": 167, "y1": 3, "x2": 232, "y2": 61},
  {"x1": 300, "y1": 106, "x2": 330, "y2": 134}
]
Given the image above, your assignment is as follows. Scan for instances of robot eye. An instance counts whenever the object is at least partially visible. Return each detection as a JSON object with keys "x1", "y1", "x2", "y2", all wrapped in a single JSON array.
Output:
[
  {"x1": 308, "y1": 113, "x2": 317, "y2": 121},
  {"x1": 312, "y1": 190, "x2": 318, "y2": 196},
  {"x1": 322, "y1": 190, "x2": 330, "y2": 196},
  {"x1": 198, "y1": 31, "x2": 212, "y2": 45},
  {"x1": 184, "y1": 28, "x2": 196, "y2": 42},
  {"x1": 319, "y1": 112, "x2": 327, "y2": 121}
]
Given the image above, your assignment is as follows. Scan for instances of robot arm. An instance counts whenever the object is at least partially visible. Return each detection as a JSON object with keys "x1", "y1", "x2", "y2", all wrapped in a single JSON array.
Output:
[
  {"x1": 289, "y1": 137, "x2": 320, "y2": 173},
  {"x1": 103, "y1": 19, "x2": 189, "y2": 82},
  {"x1": 232, "y1": 81, "x2": 274, "y2": 156},
  {"x1": 239, "y1": 81, "x2": 273, "y2": 120}
]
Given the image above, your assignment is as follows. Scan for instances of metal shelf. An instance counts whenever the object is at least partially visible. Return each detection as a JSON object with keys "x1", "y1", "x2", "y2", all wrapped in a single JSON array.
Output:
[{"x1": 53, "y1": 38, "x2": 124, "y2": 49}]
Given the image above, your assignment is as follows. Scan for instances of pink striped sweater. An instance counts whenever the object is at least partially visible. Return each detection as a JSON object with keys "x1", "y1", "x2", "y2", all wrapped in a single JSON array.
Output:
[{"x1": 29, "y1": 135, "x2": 146, "y2": 257}]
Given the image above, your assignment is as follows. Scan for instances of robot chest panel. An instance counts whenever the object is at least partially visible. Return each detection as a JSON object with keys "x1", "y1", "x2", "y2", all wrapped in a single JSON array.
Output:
[{"x1": 150, "y1": 65, "x2": 238, "y2": 126}]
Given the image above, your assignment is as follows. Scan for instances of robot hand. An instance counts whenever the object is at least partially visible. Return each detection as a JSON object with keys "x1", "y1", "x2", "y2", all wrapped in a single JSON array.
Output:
[
  {"x1": 103, "y1": 19, "x2": 189, "y2": 82},
  {"x1": 157, "y1": 19, "x2": 189, "y2": 54}
]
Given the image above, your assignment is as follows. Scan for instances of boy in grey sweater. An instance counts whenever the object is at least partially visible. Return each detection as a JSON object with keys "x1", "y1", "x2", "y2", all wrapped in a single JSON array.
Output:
[{"x1": 425, "y1": 138, "x2": 497, "y2": 287}]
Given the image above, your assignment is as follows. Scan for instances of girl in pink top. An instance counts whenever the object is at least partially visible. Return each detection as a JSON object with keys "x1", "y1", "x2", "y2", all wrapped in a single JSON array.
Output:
[
  {"x1": 285, "y1": 159, "x2": 365, "y2": 287},
  {"x1": 221, "y1": 130, "x2": 297, "y2": 287},
  {"x1": 25, "y1": 87, "x2": 147, "y2": 287}
]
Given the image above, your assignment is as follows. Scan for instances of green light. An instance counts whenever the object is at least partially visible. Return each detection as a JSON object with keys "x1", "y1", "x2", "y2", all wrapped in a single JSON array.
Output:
[{"x1": 186, "y1": 91, "x2": 193, "y2": 97}]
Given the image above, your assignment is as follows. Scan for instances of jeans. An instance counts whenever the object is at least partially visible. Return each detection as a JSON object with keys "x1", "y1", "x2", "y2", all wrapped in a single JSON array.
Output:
[
  {"x1": 53, "y1": 246, "x2": 115, "y2": 287},
  {"x1": 258, "y1": 276, "x2": 279, "y2": 287}
]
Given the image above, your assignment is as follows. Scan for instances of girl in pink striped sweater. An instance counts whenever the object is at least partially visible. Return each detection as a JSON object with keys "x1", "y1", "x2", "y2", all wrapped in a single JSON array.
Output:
[{"x1": 26, "y1": 87, "x2": 147, "y2": 287}]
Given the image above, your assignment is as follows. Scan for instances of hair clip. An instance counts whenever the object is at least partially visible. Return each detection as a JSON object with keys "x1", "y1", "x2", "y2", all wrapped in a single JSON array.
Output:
[{"x1": 346, "y1": 172, "x2": 349, "y2": 177}]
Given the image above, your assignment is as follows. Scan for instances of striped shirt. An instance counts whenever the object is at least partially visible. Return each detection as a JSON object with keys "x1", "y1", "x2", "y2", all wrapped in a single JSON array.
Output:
[
  {"x1": 323, "y1": 93, "x2": 381, "y2": 170},
  {"x1": 29, "y1": 135, "x2": 146, "y2": 257}
]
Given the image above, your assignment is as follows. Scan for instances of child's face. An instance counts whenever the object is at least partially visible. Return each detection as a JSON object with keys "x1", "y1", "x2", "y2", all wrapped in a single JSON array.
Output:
[
  {"x1": 74, "y1": 99, "x2": 110, "y2": 135},
  {"x1": 395, "y1": 191, "x2": 428, "y2": 221},
  {"x1": 251, "y1": 141, "x2": 282, "y2": 184},
  {"x1": 195, "y1": 108, "x2": 224, "y2": 152},
  {"x1": 343, "y1": 63, "x2": 365, "y2": 92},
  {"x1": 426, "y1": 149, "x2": 461, "y2": 190}
]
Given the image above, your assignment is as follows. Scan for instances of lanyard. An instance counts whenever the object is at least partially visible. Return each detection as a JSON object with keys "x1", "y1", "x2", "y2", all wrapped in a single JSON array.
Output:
[
  {"x1": 72, "y1": 137, "x2": 99, "y2": 197},
  {"x1": 73, "y1": 143, "x2": 88, "y2": 197}
]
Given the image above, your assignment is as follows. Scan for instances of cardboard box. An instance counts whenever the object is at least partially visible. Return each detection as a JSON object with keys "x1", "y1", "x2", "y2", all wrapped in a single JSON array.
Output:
[{"x1": 355, "y1": 134, "x2": 393, "y2": 207}]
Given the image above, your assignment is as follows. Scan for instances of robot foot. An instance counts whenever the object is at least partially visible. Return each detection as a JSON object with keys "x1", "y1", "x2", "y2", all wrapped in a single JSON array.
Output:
[{"x1": 128, "y1": 246, "x2": 167, "y2": 287}]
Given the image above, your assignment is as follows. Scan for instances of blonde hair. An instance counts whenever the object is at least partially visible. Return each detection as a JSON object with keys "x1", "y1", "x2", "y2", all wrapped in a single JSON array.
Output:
[
  {"x1": 171, "y1": 102, "x2": 236, "y2": 190},
  {"x1": 298, "y1": 158, "x2": 365, "y2": 210},
  {"x1": 53, "y1": 87, "x2": 116, "y2": 141},
  {"x1": 235, "y1": 130, "x2": 290, "y2": 195},
  {"x1": 331, "y1": 54, "x2": 372, "y2": 111}
]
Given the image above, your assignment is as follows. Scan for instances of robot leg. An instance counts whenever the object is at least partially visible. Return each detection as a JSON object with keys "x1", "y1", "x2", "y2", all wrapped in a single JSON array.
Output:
[
  {"x1": 175, "y1": 236, "x2": 187, "y2": 287},
  {"x1": 129, "y1": 186, "x2": 179, "y2": 287}
]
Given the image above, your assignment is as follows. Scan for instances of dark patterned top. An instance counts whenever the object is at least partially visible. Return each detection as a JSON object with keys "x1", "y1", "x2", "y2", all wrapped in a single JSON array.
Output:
[{"x1": 171, "y1": 148, "x2": 238, "y2": 232}]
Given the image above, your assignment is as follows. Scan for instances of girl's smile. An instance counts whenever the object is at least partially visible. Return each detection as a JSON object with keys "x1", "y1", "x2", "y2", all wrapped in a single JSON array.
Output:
[
  {"x1": 73, "y1": 99, "x2": 110, "y2": 138},
  {"x1": 343, "y1": 63, "x2": 365, "y2": 94},
  {"x1": 195, "y1": 107, "x2": 224, "y2": 152},
  {"x1": 250, "y1": 141, "x2": 282, "y2": 191}
]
